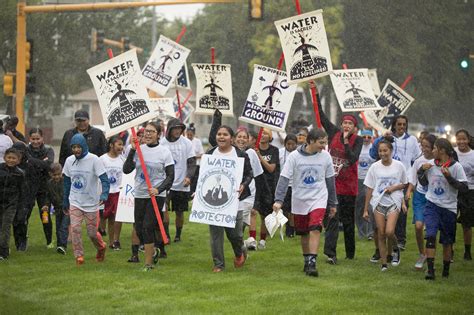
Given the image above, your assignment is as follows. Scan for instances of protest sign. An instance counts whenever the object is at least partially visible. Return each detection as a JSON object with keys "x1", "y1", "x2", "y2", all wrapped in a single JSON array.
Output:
[
  {"x1": 190, "y1": 154, "x2": 244, "y2": 228},
  {"x1": 330, "y1": 68, "x2": 380, "y2": 112},
  {"x1": 150, "y1": 98, "x2": 175, "y2": 121},
  {"x1": 142, "y1": 35, "x2": 190, "y2": 96},
  {"x1": 87, "y1": 49, "x2": 157, "y2": 137},
  {"x1": 368, "y1": 68, "x2": 381, "y2": 96},
  {"x1": 192, "y1": 63, "x2": 233, "y2": 116},
  {"x1": 170, "y1": 63, "x2": 191, "y2": 89},
  {"x1": 275, "y1": 9, "x2": 333, "y2": 84},
  {"x1": 239, "y1": 64, "x2": 297, "y2": 131},
  {"x1": 115, "y1": 171, "x2": 135, "y2": 223}
]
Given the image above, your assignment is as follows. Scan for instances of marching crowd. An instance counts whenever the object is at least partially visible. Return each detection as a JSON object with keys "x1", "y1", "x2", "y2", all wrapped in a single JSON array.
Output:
[{"x1": 0, "y1": 105, "x2": 473, "y2": 281}]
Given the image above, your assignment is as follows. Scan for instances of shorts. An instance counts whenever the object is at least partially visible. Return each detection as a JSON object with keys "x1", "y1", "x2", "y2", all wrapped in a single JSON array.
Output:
[
  {"x1": 239, "y1": 201, "x2": 253, "y2": 226},
  {"x1": 424, "y1": 200, "x2": 457, "y2": 245},
  {"x1": 294, "y1": 208, "x2": 325, "y2": 235},
  {"x1": 168, "y1": 190, "x2": 190, "y2": 212},
  {"x1": 103, "y1": 192, "x2": 120, "y2": 219},
  {"x1": 282, "y1": 187, "x2": 292, "y2": 215},
  {"x1": 412, "y1": 190, "x2": 427, "y2": 224},
  {"x1": 458, "y1": 189, "x2": 474, "y2": 228},
  {"x1": 374, "y1": 204, "x2": 399, "y2": 219}
]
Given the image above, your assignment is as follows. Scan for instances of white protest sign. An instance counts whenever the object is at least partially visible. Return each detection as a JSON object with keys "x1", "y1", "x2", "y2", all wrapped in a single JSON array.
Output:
[
  {"x1": 87, "y1": 49, "x2": 157, "y2": 138},
  {"x1": 239, "y1": 64, "x2": 297, "y2": 132},
  {"x1": 190, "y1": 154, "x2": 244, "y2": 228},
  {"x1": 150, "y1": 98, "x2": 175, "y2": 121},
  {"x1": 265, "y1": 211, "x2": 289, "y2": 240},
  {"x1": 275, "y1": 9, "x2": 333, "y2": 84},
  {"x1": 365, "y1": 79, "x2": 415, "y2": 131},
  {"x1": 142, "y1": 35, "x2": 190, "y2": 96},
  {"x1": 368, "y1": 69, "x2": 381, "y2": 96},
  {"x1": 115, "y1": 171, "x2": 135, "y2": 223},
  {"x1": 192, "y1": 63, "x2": 233, "y2": 116},
  {"x1": 170, "y1": 63, "x2": 191, "y2": 89},
  {"x1": 172, "y1": 93, "x2": 195, "y2": 124},
  {"x1": 330, "y1": 68, "x2": 380, "y2": 112}
]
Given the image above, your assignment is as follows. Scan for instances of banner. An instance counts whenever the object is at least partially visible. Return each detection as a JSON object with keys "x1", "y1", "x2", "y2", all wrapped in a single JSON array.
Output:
[
  {"x1": 275, "y1": 9, "x2": 333, "y2": 84},
  {"x1": 239, "y1": 64, "x2": 297, "y2": 131},
  {"x1": 192, "y1": 63, "x2": 233, "y2": 116},
  {"x1": 87, "y1": 49, "x2": 157, "y2": 137},
  {"x1": 150, "y1": 98, "x2": 175, "y2": 121},
  {"x1": 115, "y1": 171, "x2": 135, "y2": 223},
  {"x1": 170, "y1": 63, "x2": 191, "y2": 89},
  {"x1": 142, "y1": 35, "x2": 190, "y2": 96},
  {"x1": 368, "y1": 69, "x2": 381, "y2": 96},
  {"x1": 190, "y1": 154, "x2": 244, "y2": 228},
  {"x1": 365, "y1": 79, "x2": 415, "y2": 131},
  {"x1": 330, "y1": 68, "x2": 380, "y2": 112}
]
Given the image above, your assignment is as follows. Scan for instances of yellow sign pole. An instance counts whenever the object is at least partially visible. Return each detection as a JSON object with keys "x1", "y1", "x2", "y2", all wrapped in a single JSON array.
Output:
[{"x1": 16, "y1": 1, "x2": 27, "y2": 134}]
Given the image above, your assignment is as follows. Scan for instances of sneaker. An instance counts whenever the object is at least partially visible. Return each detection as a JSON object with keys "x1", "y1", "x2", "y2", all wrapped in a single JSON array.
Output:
[
  {"x1": 76, "y1": 256, "x2": 85, "y2": 266},
  {"x1": 174, "y1": 236, "x2": 181, "y2": 243},
  {"x1": 381, "y1": 264, "x2": 388, "y2": 272},
  {"x1": 153, "y1": 248, "x2": 160, "y2": 265},
  {"x1": 391, "y1": 250, "x2": 401, "y2": 266},
  {"x1": 113, "y1": 241, "x2": 121, "y2": 251},
  {"x1": 142, "y1": 264, "x2": 154, "y2": 272},
  {"x1": 367, "y1": 235, "x2": 373, "y2": 241},
  {"x1": 370, "y1": 250, "x2": 380, "y2": 263},
  {"x1": 326, "y1": 256, "x2": 337, "y2": 265},
  {"x1": 464, "y1": 251, "x2": 472, "y2": 261},
  {"x1": 56, "y1": 246, "x2": 66, "y2": 255},
  {"x1": 257, "y1": 239, "x2": 266, "y2": 250},
  {"x1": 246, "y1": 237, "x2": 257, "y2": 251},
  {"x1": 415, "y1": 254, "x2": 426, "y2": 270},
  {"x1": 159, "y1": 247, "x2": 168, "y2": 259},
  {"x1": 442, "y1": 269, "x2": 449, "y2": 278},
  {"x1": 17, "y1": 241, "x2": 27, "y2": 252},
  {"x1": 425, "y1": 270, "x2": 435, "y2": 280},
  {"x1": 46, "y1": 242, "x2": 55, "y2": 249},
  {"x1": 96, "y1": 245, "x2": 106, "y2": 262},
  {"x1": 398, "y1": 242, "x2": 406, "y2": 251},
  {"x1": 387, "y1": 255, "x2": 393, "y2": 263},
  {"x1": 0, "y1": 256, "x2": 6, "y2": 261},
  {"x1": 306, "y1": 263, "x2": 319, "y2": 277},
  {"x1": 99, "y1": 229, "x2": 107, "y2": 237},
  {"x1": 127, "y1": 255, "x2": 139, "y2": 263},
  {"x1": 303, "y1": 262, "x2": 309, "y2": 273},
  {"x1": 234, "y1": 253, "x2": 246, "y2": 268},
  {"x1": 212, "y1": 266, "x2": 223, "y2": 273}
]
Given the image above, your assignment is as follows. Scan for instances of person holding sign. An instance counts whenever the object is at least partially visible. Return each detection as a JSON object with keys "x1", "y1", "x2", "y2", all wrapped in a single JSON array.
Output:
[
  {"x1": 273, "y1": 129, "x2": 337, "y2": 277},
  {"x1": 123, "y1": 122, "x2": 175, "y2": 272}
]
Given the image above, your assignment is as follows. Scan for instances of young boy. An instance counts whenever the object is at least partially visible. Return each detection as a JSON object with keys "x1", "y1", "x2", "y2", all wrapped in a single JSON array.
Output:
[
  {"x1": 273, "y1": 129, "x2": 337, "y2": 277},
  {"x1": 0, "y1": 148, "x2": 26, "y2": 260},
  {"x1": 63, "y1": 134, "x2": 110, "y2": 265},
  {"x1": 43, "y1": 163, "x2": 69, "y2": 255}
]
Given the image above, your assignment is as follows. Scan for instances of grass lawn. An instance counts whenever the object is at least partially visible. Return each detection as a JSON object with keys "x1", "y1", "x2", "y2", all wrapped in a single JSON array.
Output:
[{"x1": 1, "y1": 210, "x2": 473, "y2": 314}]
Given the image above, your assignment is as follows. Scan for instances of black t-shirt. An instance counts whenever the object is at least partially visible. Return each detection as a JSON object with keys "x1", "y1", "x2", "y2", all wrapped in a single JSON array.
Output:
[{"x1": 259, "y1": 144, "x2": 280, "y2": 193}]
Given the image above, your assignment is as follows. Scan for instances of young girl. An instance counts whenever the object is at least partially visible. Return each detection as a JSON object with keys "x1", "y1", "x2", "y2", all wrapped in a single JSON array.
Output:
[
  {"x1": 406, "y1": 134, "x2": 436, "y2": 269},
  {"x1": 363, "y1": 139, "x2": 407, "y2": 272},
  {"x1": 454, "y1": 129, "x2": 474, "y2": 261},
  {"x1": 99, "y1": 136, "x2": 125, "y2": 250},
  {"x1": 273, "y1": 129, "x2": 337, "y2": 277},
  {"x1": 123, "y1": 122, "x2": 175, "y2": 271},
  {"x1": 279, "y1": 134, "x2": 298, "y2": 237},
  {"x1": 418, "y1": 138, "x2": 468, "y2": 279}
]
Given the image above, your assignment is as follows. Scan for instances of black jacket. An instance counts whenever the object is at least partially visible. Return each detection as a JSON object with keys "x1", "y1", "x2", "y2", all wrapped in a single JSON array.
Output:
[
  {"x1": 59, "y1": 126, "x2": 107, "y2": 166},
  {"x1": 26, "y1": 144, "x2": 54, "y2": 186},
  {"x1": 0, "y1": 163, "x2": 26, "y2": 212}
]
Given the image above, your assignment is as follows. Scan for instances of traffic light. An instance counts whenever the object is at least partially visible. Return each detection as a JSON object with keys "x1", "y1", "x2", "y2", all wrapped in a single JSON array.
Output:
[
  {"x1": 91, "y1": 29, "x2": 105, "y2": 52},
  {"x1": 3, "y1": 73, "x2": 14, "y2": 96},
  {"x1": 122, "y1": 37, "x2": 130, "y2": 53},
  {"x1": 26, "y1": 74, "x2": 36, "y2": 94},
  {"x1": 249, "y1": 0, "x2": 263, "y2": 20},
  {"x1": 459, "y1": 47, "x2": 470, "y2": 72},
  {"x1": 25, "y1": 40, "x2": 32, "y2": 71}
]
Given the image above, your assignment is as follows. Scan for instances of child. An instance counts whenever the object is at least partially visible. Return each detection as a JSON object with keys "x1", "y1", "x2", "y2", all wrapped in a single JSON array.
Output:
[
  {"x1": 363, "y1": 139, "x2": 407, "y2": 272},
  {"x1": 405, "y1": 134, "x2": 436, "y2": 269},
  {"x1": 273, "y1": 129, "x2": 337, "y2": 277},
  {"x1": 418, "y1": 138, "x2": 468, "y2": 279},
  {"x1": 63, "y1": 134, "x2": 110, "y2": 265},
  {"x1": 279, "y1": 133, "x2": 298, "y2": 237},
  {"x1": 0, "y1": 148, "x2": 26, "y2": 260},
  {"x1": 99, "y1": 135, "x2": 125, "y2": 250},
  {"x1": 44, "y1": 163, "x2": 69, "y2": 254}
]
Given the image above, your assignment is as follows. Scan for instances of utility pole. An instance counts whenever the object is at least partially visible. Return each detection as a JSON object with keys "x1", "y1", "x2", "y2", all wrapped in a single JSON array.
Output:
[{"x1": 15, "y1": 0, "x2": 237, "y2": 134}]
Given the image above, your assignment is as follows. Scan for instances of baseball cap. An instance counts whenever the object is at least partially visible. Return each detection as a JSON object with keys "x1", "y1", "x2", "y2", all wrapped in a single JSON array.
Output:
[
  {"x1": 360, "y1": 129, "x2": 373, "y2": 137},
  {"x1": 74, "y1": 110, "x2": 89, "y2": 121}
]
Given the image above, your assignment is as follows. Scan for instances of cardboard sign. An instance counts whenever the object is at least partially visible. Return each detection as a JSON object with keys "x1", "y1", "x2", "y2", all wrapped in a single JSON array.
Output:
[
  {"x1": 115, "y1": 171, "x2": 135, "y2": 223},
  {"x1": 368, "y1": 69, "x2": 381, "y2": 96}
]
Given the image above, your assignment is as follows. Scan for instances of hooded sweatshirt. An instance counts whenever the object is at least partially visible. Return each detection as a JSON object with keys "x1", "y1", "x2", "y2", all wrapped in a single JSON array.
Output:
[{"x1": 62, "y1": 134, "x2": 109, "y2": 212}]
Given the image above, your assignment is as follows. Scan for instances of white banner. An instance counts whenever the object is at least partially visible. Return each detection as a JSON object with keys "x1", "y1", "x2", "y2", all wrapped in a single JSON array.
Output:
[
  {"x1": 368, "y1": 69, "x2": 381, "y2": 96},
  {"x1": 115, "y1": 171, "x2": 135, "y2": 223},
  {"x1": 275, "y1": 9, "x2": 333, "y2": 84},
  {"x1": 87, "y1": 49, "x2": 157, "y2": 138},
  {"x1": 190, "y1": 154, "x2": 244, "y2": 228},
  {"x1": 142, "y1": 35, "x2": 190, "y2": 96},
  {"x1": 365, "y1": 79, "x2": 415, "y2": 131},
  {"x1": 239, "y1": 64, "x2": 297, "y2": 131},
  {"x1": 330, "y1": 68, "x2": 380, "y2": 112},
  {"x1": 192, "y1": 63, "x2": 233, "y2": 116},
  {"x1": 150, "y1": 98, "x2": 175, "y2": 121}
]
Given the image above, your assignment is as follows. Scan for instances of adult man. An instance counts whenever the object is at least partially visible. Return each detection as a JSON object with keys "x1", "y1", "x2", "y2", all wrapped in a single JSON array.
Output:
[{"x1": 59, "y1": 110, "x2": 107, "y2": 166}]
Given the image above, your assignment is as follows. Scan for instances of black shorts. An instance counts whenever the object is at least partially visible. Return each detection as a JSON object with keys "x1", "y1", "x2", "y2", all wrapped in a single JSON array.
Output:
[
  {"x1": 168, "y1": 190, "x2": 190, "y2": 212},
  {"x1": 282, "y1": 187, "x2": 292, "y2": 215},
  {"x1": 458, "y1": 189, "x2": 474, "y2": 228}
]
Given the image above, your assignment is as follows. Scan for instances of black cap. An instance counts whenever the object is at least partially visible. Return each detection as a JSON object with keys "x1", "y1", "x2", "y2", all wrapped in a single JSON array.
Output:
[{"x1": 74, "y1": 110, "x2": 89, "y2": 121}]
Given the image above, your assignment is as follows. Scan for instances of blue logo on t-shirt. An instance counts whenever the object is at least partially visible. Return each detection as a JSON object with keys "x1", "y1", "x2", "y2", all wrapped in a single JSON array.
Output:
[
  {"x1": 109, "y1": 176, "x2": 117, "y2": 184},
  {"x1": 301, "y1": 168, "x2": 318, "y2": 186},
  {"x1": 433, "y1": 179, "x2": 445, "y2": 196},
  {"x1": 360, "y1": 161, "x2": 368, "y2": 168},
  {"x1": 72, "y1": 174, "x2": 87, "y2": 190}
]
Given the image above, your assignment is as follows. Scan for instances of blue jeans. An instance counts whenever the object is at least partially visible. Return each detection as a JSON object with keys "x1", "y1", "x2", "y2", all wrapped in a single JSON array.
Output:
[{"x1": 55, "y1": 208, "x2": 70, "y2": 248}]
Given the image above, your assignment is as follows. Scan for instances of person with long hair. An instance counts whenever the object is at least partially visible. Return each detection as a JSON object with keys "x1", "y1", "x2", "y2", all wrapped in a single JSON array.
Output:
[{"x1": 418, "y1": 138, "x2": 468, "y2": 279}]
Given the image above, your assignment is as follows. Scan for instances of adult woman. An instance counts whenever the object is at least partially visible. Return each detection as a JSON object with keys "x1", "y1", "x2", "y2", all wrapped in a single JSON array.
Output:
[{"x1": 123, "y1": 122, "x2": 175, "y2": 271}]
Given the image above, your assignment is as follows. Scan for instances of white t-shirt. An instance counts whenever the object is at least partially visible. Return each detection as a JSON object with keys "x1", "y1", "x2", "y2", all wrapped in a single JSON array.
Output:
[
  {"x1": 358, "y1": 143, "x2": 375, "y2": 180},
  {"x1": 100, "y1": 154, "x2": 125, "y2": 193},
  {"x1": 364, "y1": 159, "x2": 407, "y2": 210},
  {"x1": 279, "y1": 147, "x2": 295, "y2": 186},
  {"x1": 133, "y1": 144, "x2": 174, "y2": 198},
  {"x1": 455, "y1": 148, "x2": 474, "y2": 189},
  {"x1": 191, "y1": 137, "x2": 205, "y2": 166},
  {"x1": 409, "y1": 156, "x2": 433, "y2": 194},
  {"x1": 425, "y1": 162, "x2": 468, "y2": 212},
  {"x1": 0, "y1": 134, "x2": 13, "y2": 163},
  {"x1": 63, "y1": 153, "x2": 106, "y2": 212},
  {"x1": 392, "y1": 133, "x2": 421, "y2": 171},
  {"x1": 271, "y1": 131, "x2": 286, "y2": 149},
  {"x1": 280, "y1": 150, "x2": 334, "y2": 215},
  {"x1": 160, "y1": 136, "x2": 195, "y2": 192},
  {"x1": 242, "y1": 148, "x2": 264, "y2": 205}
]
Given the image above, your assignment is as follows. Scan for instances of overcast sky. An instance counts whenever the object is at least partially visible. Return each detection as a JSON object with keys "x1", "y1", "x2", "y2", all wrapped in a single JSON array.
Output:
[{"x1": 154, "y1": 3, "x2": 205, "y2": 21}]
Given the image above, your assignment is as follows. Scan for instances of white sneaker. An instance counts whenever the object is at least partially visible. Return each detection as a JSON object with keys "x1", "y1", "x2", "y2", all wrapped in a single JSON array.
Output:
[
  {"x1": 415, "y1": 254, "x2": 426, "y2": 270},
  {"x1": 258, "y1": 239, "x2": 266, "y2": 250},
  {"x1": 391, "y1": 250, "x2": 401, "y2": 266},
  {"x1": 246, "y1": 237, "x2": 257, "y2": 251}
]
